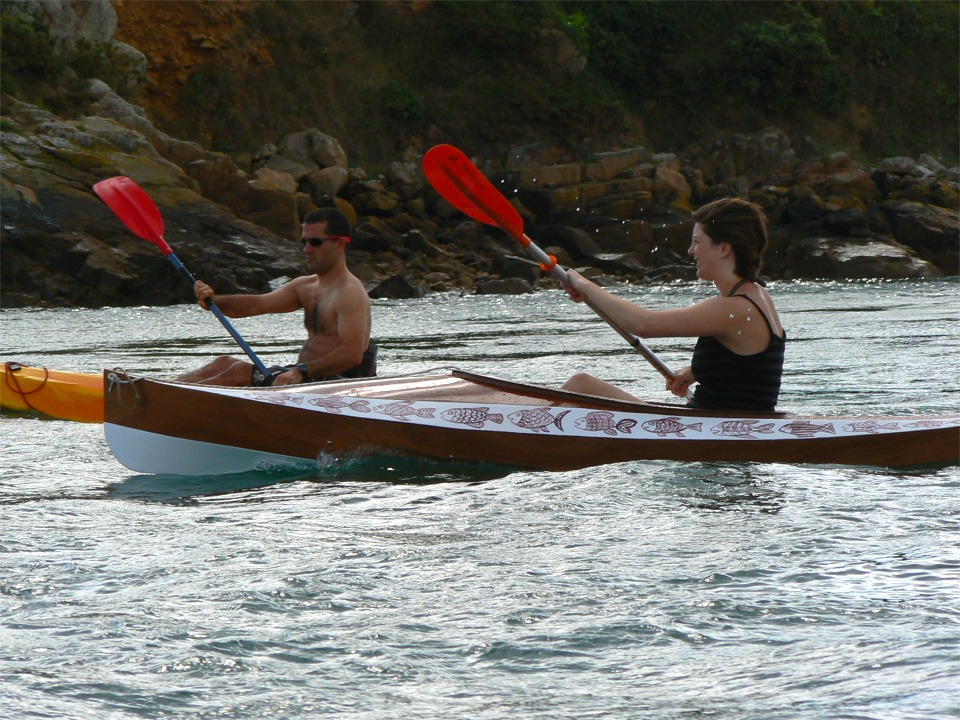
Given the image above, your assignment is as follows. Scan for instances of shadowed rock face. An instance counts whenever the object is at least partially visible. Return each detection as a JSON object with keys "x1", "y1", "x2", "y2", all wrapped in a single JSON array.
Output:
[
  {"x1": 3, "y1": 85, "x2": 956, "y2": 310},
  {"x1": 1, "y1": 2, "x2": 957, "y2": 307},
  {"x1": 0, "y1": 97, "x2": 303, "y2": 308}
]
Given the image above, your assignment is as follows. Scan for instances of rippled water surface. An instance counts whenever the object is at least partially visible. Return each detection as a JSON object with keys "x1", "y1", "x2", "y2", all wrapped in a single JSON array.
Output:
[{"x1": 2, "y1": 280, "x2": 958, "y2": 719}]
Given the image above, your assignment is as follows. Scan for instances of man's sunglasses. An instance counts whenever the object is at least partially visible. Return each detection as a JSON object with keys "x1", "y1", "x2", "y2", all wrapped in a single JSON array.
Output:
[{"x1": 302, "y1": 235, "x2": 350, "y2": 247}]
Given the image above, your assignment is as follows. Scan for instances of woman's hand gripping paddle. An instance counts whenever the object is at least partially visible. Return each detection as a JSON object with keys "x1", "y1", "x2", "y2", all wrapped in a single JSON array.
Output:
[
  {"x1": 93, "y1": 176, "x2": 273, "y2": 379},
  {"x1": 422, "y1": 144, "x2": 678, "y2": 383}
]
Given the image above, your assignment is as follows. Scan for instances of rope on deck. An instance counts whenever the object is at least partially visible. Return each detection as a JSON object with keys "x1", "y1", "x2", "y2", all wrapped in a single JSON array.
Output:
[
  {"x1": 3, "y1": 361, "x2": 48, "y2": 413},
  {"x1": 106, "y1": 368, "x2": 143, "y2": 410}
]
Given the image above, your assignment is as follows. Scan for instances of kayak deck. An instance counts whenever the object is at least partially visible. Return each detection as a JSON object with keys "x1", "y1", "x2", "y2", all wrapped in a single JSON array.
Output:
[{"x1": 1, "y1": 362, "x2": 104, "y2": 423}]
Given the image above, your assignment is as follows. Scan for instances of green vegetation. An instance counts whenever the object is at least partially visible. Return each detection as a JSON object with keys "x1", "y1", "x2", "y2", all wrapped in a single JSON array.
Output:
[
  {"x1": 2, "y1": 1, "x2": 957, "y2": 165},
  {"x1": 0, "y1": 9, "x2": 141, "y2": 116},
  {"x1": 0, "y1": 13, "x2": 63, "y2": 99},
  {"x1": 68, "y1": 38, "x2": 142, "y2": 95},
  {"x1": 180, "y1": 63, "x2": 240, "y2": 152},
  {"x1": 381, "y1": 82, "x2": 426, "y2": 125},
  {"x1": 725, "y1": 6, "x2": 851, "y2": 116}
]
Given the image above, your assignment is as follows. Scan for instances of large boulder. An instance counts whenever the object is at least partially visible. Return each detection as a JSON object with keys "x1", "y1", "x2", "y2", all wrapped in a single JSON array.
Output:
[
  {"x1": 1, "y1": 98, "x2": 301, "y2": 307},
  {"x1": 881, "y1": 201, "x2": 959, "y2": 273},
  {"x1": 784, "y1": 236, "x2": 941, "y2": 280}
]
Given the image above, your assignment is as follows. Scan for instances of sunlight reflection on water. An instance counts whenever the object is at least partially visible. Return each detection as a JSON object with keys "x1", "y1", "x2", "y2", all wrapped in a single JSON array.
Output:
[{"x1": 1, "y1": 279, "x2": 958, "y2": 720}]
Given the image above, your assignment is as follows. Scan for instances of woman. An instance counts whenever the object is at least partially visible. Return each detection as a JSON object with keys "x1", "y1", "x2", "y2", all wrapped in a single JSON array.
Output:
[{"x1": 562, "y1": 197, "x2": 785, "y2": 411}]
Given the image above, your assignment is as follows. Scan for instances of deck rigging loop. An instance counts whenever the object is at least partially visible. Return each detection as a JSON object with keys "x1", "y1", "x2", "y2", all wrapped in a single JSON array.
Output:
[
  {"x1": 4, "y1": 361, "x2": 48, "y2": 413},
  {"x1": 106, "y1": 368, "x2": 143, "y2": 409}
]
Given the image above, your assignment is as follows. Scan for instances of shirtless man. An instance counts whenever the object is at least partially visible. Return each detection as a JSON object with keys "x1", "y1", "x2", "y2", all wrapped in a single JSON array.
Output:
[{"x1": 177, "y1": 208, "x2": 374, "y2": 387}]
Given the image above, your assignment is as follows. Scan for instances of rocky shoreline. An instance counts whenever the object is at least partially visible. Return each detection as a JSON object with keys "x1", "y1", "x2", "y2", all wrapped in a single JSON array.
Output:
[
  {"x1": 3, "y1": 85, "x2": 957, "y2": 310},
  {"x1": 1, "y1": 0, "x2": 957, "y2": 309}
]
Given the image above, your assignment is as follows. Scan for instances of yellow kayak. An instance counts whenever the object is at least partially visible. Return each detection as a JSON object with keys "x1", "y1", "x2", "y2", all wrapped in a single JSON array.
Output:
[{"x1": 1, "y1": 362, "x2": 104, "y2": 423}]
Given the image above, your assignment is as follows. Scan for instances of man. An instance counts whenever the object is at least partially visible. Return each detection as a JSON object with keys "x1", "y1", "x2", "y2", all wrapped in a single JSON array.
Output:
[{"x1": 177, "y1": 208, "x2": 375, "y2": 386}]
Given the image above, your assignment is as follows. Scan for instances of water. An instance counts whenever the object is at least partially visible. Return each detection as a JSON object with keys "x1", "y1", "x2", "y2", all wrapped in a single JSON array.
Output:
[{"x1": 2, "y1": 280, "x2": 958, "y2": 720}]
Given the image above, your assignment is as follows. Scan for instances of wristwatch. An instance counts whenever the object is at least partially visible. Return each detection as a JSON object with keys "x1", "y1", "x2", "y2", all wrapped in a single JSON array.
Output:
[{"x1": 296, "y1": 362, "x2": 309, "y2": 380}]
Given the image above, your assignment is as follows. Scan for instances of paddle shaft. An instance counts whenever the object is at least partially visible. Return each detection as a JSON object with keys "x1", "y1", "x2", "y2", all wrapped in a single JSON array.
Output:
[
  {"x1": 165, "y1": 254, "x2": 273, "y2": 378},
  {"x1": 93, "y1": 176, "x2": 273, "y2": 379},
  {"x1": 519, "y1": 232, "x2": 676, "y2": 381},
  {"x1": 486, "y1": 229, "x2": 682, "y2": 383},
  {"x1": 423, "y1": 145, "x2": 678, "y2": 382}
]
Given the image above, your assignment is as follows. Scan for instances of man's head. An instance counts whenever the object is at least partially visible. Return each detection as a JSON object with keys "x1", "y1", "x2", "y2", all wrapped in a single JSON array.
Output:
[
  {"x1": 302, "y1": 208, "x2": 351, "y2": 241},
  {"x1": 301, "y1": 208, "x2": 352, "y2": 273}
]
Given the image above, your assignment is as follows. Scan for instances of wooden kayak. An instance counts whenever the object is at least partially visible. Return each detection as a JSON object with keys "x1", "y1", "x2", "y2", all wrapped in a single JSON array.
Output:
[
  {"x1": 2, "y1": 362, "x2": 104, "y2": 423},
  {"x1": 102, "y1": 368, "x2": 960, "y2": 475}
]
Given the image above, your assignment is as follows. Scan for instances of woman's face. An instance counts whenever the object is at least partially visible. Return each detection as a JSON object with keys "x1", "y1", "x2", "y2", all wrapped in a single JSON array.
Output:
[{"x1": 688, "y1": 223, "x2": 725, "y2": 280}]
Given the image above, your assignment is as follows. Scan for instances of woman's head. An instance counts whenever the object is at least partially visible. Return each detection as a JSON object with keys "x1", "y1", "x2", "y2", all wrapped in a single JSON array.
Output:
[{"x1": 692, "y1": 198, "x2": 769, "y2": 280}]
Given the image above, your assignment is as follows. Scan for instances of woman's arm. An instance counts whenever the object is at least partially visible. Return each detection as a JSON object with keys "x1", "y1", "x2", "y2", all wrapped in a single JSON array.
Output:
[{"x1": 565, "y1": 270, "x2": 735, "y2": 340}]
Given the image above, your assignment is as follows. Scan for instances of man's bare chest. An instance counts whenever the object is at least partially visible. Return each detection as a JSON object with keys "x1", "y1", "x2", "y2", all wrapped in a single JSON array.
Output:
[{"x1": 302, "y1": 298, "x2": 339, "y2": 336}]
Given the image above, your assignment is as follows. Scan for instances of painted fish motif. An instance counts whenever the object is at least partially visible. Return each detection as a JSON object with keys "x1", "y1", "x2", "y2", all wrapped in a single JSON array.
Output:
[
  {"x1": 248, "y1": 392, "x2": 304, "y2": 406},
  {"x1": 904, "y1": 419, "x2": 954, "y2": 428},
  {"x1": 710, "y1": 420, "x2": 776, "y2": 439},
  {"x1": 440, "y1": 406, "x2": 504, "y2": 428},
  {"x1": 841, "y1": 421, "x2": 900, "y2": 434},
  {"x1": 374, "y1": 401, "x2": 435, "y2": 421},
  {"x1": 508, "y1": 408, "x2": 570, "y2": 433},
  {"x1": 307, "y1": 396, "x2": 372, "y2": 414},
  {"x1": 574, "y1": 411, "x2": 637, "y2": 436},
  {"x1": 778, "y1": 421, "x2": 835, "y2": 438},
  {"x1": 640, "y1": 416, "x2": 703, "y2": 437}
]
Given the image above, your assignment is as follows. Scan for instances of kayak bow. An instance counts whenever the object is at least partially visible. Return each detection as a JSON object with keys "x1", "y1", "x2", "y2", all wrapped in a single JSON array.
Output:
[{"x1": 2, "y1": 362, "x2": 104, "y2": 423}]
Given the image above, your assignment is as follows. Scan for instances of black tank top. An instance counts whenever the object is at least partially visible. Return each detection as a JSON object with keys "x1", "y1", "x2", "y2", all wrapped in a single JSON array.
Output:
[{"x1": 690, "y1": 293, "x2": 785, "y2": 411}]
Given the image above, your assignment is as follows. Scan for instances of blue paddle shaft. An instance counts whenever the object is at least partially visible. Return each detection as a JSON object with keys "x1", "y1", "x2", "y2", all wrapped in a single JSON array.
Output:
[{"x1": 166, "y1": 253, "x2": 273, "y2": 378}]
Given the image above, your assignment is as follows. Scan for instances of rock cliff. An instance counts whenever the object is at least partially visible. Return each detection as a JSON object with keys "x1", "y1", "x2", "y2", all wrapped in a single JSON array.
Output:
[{"x1": 1, "y1": 0, "x2": 957, "y2": 309}]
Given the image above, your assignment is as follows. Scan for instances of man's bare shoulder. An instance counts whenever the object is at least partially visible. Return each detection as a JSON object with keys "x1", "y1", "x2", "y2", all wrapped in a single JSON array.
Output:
[
  {"x1": 335, "y1": 271, "x2": 371, "y2": 306},
  {"x1": 283, "y1": 274, "x2": 319, "y2": 288},
  {"x1": 279, "y1": 274, "x2": 319, "y2": 297},
  {"x1": 301, "y1": 269, "x2": 368, "y2": 308},
  {"x1": 344, "y1": 270, "x2": 369, "y2": 293}
]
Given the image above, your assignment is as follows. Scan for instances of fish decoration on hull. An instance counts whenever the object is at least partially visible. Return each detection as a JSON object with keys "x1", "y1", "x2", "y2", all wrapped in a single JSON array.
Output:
[
  {"x1": 307, "y1": 397, "x2": 372, "y2": 414},
  {"x1": 374, "y1": 402, "x2": 436, "y2": 421},
  {"x1": 222, "y1": 389, "x2": 960, "y2": 447},
  {"x1": 574, "y1": 411, "x2": 638, "y2": 436},
  {"x1": 641, "y1": 417, "x2": 704, "y2": 437},
  {"x1": 440, "y1": 407, "x2": 504, "y2": 428},
  {"x1": 711, "y1": 420, "x2": 776, "y2": 439},
  {"x1": 507, "y1": 408, "x2": 570, "y2": 433},
  {"x1": 778, "y1": 421, "x2": 836, "y2": 439}
]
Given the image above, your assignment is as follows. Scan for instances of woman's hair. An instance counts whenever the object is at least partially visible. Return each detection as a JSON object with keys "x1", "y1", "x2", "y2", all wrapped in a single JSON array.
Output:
[
  {"x1": 692, "y1": 198, "x2": 768, "y2": 279},
  {"x1": 303, "y1": 207, "x2": 351, "y2": 238}
]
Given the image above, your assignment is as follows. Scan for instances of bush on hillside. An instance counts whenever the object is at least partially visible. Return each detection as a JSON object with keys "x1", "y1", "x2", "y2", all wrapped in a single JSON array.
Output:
[
  {"x1": 0, "y1": 13, "x2": 63, "y2": 98},
  {"x1": 725, "y1": 6, "x2": 851, "y2": 117}
]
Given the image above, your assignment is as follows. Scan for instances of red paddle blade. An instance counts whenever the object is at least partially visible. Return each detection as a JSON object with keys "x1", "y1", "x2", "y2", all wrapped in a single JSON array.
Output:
[
  {"x1": 93, "y1": 176, "x2": 171, "y2": 255},
  {"x1": 422, "y1": 144, "x2": 525, "y2": 240}
]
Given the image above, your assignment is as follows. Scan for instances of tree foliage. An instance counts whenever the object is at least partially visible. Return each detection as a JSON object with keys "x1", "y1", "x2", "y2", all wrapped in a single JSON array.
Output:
[
  {"x1": 725, "y1": 5, "x2": 851, "y2": 116},
  {"x1": 2, "y1": 0, "x2": 956, "y2": 163}
]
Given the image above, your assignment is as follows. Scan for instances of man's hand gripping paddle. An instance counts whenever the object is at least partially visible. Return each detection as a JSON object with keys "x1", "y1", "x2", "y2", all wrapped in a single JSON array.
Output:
[
  {"x1": 422, "y1": 144, "x2": 678, "y2": 384},
  {"x1": 93, "y1": 176, "x2": 273, "y2": 379}
]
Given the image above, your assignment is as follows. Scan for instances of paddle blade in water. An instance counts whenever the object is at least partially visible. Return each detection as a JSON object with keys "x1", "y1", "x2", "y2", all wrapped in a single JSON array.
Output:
[
  {"x1": 423, "y1": 144, "x2": 525, "y2": 240},
  {"x1": 93, "y1": 176, "x2": 171, "y2": 255}
]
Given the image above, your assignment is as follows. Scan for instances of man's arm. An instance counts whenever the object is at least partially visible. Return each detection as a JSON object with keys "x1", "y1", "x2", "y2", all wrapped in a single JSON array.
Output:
[{"x1": 194, "y1": 279, "x2": 303, "y2": 318}]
